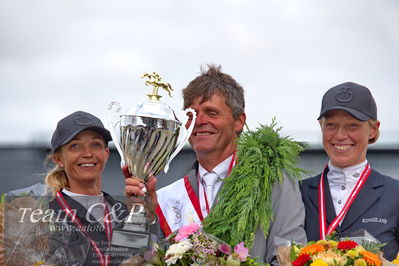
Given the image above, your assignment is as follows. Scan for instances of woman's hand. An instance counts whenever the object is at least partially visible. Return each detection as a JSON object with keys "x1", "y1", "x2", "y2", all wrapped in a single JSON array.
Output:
[{"x1": 122, "y1": 166, "x2": 158, "y2": 223}]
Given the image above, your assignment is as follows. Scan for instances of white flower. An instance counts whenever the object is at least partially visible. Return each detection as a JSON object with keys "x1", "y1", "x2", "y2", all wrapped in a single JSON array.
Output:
[
  {"x1": 165, "y1": 255, "x2": 180, "y2": 265},
  {"x1": 166, "y1": 240, "x2": 192, "y2": 254},
  {"x1": 165, "y1": 240, "x2": 192, "y2": 265}
]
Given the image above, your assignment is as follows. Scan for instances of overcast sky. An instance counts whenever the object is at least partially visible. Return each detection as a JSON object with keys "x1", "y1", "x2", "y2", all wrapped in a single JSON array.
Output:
[{"x1": 1, "y1": 0, "x2": 398, "y2": 148}]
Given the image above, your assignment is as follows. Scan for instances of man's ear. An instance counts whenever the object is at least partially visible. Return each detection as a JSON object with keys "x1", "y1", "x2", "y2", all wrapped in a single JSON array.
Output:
[{"x1": 235, "y1": 112, "x2": 246, "y2": 133}]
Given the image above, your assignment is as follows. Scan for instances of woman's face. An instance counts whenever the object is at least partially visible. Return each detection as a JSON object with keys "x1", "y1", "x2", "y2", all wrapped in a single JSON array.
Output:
[
  {"x1": 320, "y1": 110, "x2": 379, "y2": 168},
  {"x1": 53, "y1": 130, "x2": 110, "y2": 188}
]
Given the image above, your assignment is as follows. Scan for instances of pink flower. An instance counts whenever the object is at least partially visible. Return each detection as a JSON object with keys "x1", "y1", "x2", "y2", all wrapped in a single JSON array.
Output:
[
  {"x1": 234, "y1": 242, "x2": 249, "y2": 261},
  {"x1": 218, "y1": 243, "x2": 232, "y2": 255},
  {"x1": 175, "y1": 223, "x2": 201, "y2": 241}
]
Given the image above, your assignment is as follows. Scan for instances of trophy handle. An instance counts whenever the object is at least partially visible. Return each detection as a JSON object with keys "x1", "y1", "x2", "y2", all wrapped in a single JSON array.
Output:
[
  {"x1": 107, "y1": 101, "x2": 125, "y2": 166},
  {"x1": 164, "y1": 108, "x2": 197, "y2": 173}
]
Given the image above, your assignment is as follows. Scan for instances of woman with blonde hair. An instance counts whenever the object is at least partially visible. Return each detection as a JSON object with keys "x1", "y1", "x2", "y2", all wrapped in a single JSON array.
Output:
[
  {"x1": 300, "y1": 82, "x2": 399, "y2": 260},
  {"x1": 46, "y1": 111, "x2": 128, "y2": 266}
]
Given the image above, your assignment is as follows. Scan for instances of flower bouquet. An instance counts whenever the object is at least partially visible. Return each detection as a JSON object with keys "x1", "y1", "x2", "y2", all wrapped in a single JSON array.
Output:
[
  {"x1": 279, "y1": 238, "x2": 399, "y2": 266},
  {"x1": 289, "y1": 239, "x2": 386, "y2": 266},
  {"x1": 144, "y1": 223, "x2": 263, "y2": 265}
]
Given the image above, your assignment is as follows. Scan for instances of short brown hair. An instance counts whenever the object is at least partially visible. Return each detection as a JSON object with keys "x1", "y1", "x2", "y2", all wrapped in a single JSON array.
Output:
[{"x1": 182, "y1": 65, "x2": 245, "y2": 120}]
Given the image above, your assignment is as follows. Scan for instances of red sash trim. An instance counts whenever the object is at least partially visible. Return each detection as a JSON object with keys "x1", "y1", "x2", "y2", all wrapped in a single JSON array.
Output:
[
  {"x1": 104, "y1": 204, "x2": 112, "y2": 245},
  {"x1": 156, "y1": 205, "x2": 172, "y2": 237},
  {"x1": 56, "y1": 191, "x2": 110, "y2": 266},
  {"x1": 318, "y1": 165, "x2": 328, "y2": 240},
  {"x1": 157, "y1": 176, "x2": 205, "y2": 236},
  {"x1": 157, "y1": 154, "x2": 237, "y2": 237},
  {"x1": 184, "y1": 175, "x2": 204, "y2": 221},
  {"x1": 318, "y1": 164, "x2": 371, "y2": 240}
]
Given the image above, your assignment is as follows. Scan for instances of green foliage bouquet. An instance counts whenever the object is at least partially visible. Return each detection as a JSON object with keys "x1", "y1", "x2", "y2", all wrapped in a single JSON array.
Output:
[{"x1": 203, "y1": 120, "x2": 308, "y2": 247}]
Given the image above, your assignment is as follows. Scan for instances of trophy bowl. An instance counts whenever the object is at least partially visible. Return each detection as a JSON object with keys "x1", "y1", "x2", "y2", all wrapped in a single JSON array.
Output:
[
  {"x1": 121, "y1": 115, "x2": 179, "y2": 181},
  {"x1": 107, "y1": 72, "x2": 196, "y2": 253}
]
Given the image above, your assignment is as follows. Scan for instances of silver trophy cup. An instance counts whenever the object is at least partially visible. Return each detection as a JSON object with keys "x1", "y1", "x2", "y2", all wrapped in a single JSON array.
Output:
[{"x1": 107, "y1": 72, "x2": 196, "y2": 251}]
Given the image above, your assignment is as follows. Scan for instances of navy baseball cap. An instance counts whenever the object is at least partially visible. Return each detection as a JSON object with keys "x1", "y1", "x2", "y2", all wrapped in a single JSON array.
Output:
[
  {"x1": 318, "y1": 82, "x2": 377, "y2": 121},
  {"x1": 51, "y1": 111, "x2": 112, "y2": 153}
]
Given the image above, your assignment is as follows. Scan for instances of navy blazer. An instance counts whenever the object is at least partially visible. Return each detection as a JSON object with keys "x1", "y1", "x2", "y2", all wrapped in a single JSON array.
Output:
[
  {"x1": 300, "y1": 168, "x2": 399, "y2": 260},
  {"x1": 48, "y1": 192, "x2": 129, "y2": 266}
]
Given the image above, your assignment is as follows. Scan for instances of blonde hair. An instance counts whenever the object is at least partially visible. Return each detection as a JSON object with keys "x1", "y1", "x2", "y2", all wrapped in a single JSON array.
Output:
[
  {"x1": 318, "y1": 117, "x2": 380, "y2": 144},
  {"x1": 368, "y1": 120, "x2": 380, "y2": 144},
  {"x1": 44, "y1": 154, "x2": 70, "y2": 195}
]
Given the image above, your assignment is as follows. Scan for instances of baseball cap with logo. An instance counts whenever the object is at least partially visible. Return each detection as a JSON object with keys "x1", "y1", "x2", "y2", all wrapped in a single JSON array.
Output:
[
  {"x1": 51, "y1": 111, "x2": 112, "y2": 153},
  {"x1": 318, "y1": 82, "x2": 377, "y2": 121}
]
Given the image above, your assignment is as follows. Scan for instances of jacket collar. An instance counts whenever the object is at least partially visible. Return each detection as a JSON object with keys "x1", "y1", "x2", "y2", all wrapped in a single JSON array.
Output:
[
  {"x1": 308, "y1": 167, "x2": 336, "y2": 225},
  {"x1": 340, "y1": 169, "x2": 383, "y2": 231}
]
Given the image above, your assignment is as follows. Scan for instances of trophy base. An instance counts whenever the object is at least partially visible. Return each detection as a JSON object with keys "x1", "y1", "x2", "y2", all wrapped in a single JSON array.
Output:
[
  {"x1": 107, "y1": 224, "x2": 152, "y2": 263},
  {"x1": 107, "y1": 206, "x2": 151, "y2": 262},
  {"x1": 111, "y1": 226, "x2": 151, "y2": 249}
]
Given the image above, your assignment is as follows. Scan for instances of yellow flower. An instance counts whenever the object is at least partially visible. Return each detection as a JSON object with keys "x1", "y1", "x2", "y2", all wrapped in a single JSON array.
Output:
[
  {"x1": 310, "y1": 259, "x2": 328, "y2": 266},
  {"x1": 327, "y1": 240, "x2": 337, "y2": 247},
  {"x1": 316, "y1": 240, "x2": 337, "y2": 250},
  {"x1": 354, "y1": 245, "x2": 365, "y2": 252},
  {"x1": 346, "y1": 250, "x2": 359, "y2": 259},
  {"x1": 392, "y1": 252, "x2": 399, "y2": 265},
  {"x1": 354, "y1": 258, "x2": 367, "y2": 266},
  {"x1": 313, "y1": 251, "x2": 347, "y2": 266},
  {"x1": 317, "y1": 240, "x2": 328, "y2": 246}
]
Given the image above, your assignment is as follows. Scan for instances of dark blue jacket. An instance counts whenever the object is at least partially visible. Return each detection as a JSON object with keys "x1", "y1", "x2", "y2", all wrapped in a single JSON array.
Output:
[
  {"x1": 48, "y1": 191, "x2": 129, "y2": 266},
  {"x1": 300, "y1": 168, "x2": 399, "y2": 260}
]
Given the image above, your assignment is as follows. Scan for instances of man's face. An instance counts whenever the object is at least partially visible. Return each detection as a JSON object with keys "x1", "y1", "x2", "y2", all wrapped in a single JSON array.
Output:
[
  {"x1": 186, "y1": 93, "x2": 245, "y2": 159},
  {"x1": 321, "y1": 110, "x2": 378, "y2": 168}
]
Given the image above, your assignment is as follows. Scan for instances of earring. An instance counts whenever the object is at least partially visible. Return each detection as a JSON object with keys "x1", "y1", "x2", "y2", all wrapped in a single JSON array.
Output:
[{"x1": 60, "y1": 163, "x2": 64, "y2": 168}]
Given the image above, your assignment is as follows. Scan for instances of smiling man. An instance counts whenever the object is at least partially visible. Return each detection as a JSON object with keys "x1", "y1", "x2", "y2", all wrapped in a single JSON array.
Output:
[
  {"x1": 300, "y1": 82, "x2": 399, "y2": 260},
  {"x1": 149, "y1": 65, "x2": 307, "y2": 264},
  {"x1": 156, "y1": 65, "x2": 246, "y2": 231}
]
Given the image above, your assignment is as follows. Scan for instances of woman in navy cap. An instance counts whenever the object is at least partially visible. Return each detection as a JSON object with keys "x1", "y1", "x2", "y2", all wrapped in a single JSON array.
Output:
[
  {"x1": 300, "y1": 82, "x2": 399, "y2": 260},
  {"x1": 45, "y1": 111, "x2": 128, "y2": 266}
]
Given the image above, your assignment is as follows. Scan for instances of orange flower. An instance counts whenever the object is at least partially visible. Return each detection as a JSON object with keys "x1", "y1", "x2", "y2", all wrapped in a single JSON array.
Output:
[
  {"x1": 300, "y1": 243, "x2": 325, "y2": 255},
  {"x1": 359, "y1": 250, "x2": 381, "y2": 266}
]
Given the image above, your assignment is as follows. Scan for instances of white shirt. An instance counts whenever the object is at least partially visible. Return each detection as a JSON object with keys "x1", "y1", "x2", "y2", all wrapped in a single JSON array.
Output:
[
  {"x1": 327, "y1": 160, "x2": 368, "y2": 221},
  {"x1": 198, "y1": 154, "x2": 233, "y2": 216}
]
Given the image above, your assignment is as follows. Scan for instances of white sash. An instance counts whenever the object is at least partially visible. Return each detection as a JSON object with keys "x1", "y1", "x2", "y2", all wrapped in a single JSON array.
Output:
[{"x1": 156, "y1": 176, "x2": 203, "y2": 235}]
